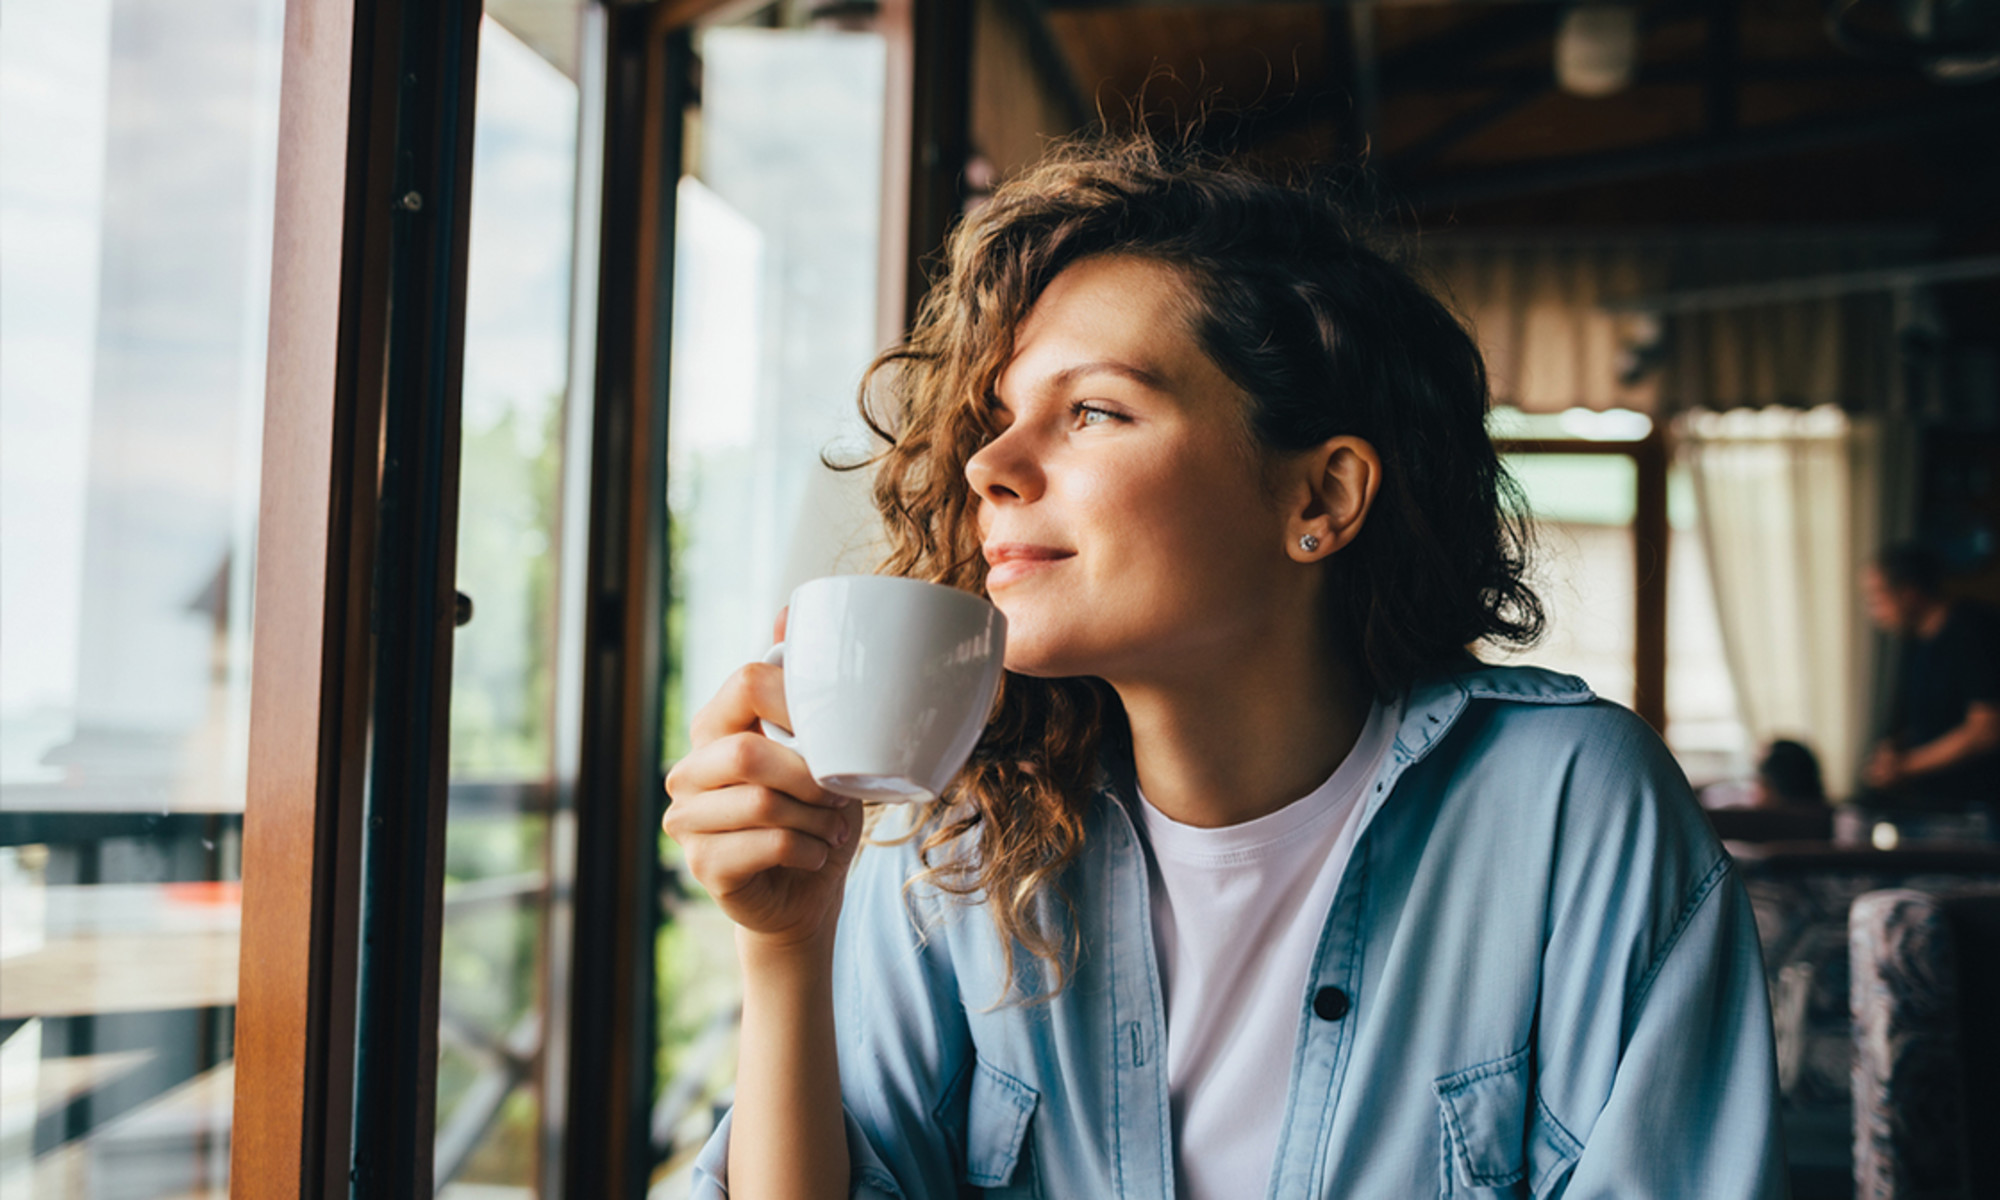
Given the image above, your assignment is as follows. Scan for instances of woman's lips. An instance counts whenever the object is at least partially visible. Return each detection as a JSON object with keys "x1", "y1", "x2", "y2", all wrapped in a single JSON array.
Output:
[{"x1": 984, "y1": 544, "x2": 1075, "y2": 588}]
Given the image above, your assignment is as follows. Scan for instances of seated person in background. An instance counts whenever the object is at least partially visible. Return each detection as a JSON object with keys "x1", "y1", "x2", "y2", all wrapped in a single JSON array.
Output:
[
  {"x1": 1754, "y1": 739, "x2": 1826, "y2": 807},
  {"x1": 1861, "y1": 543, "x2": 2000, "y2": 821},
  {"x1": 1698, "y1": 738, "x2": 1826, "y2": 813}
]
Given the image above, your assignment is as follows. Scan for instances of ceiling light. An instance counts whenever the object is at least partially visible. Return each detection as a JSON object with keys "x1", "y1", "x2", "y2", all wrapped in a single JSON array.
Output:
[{"x1": 1556, "y1": 4, "x2": 1640, "y2": 97}]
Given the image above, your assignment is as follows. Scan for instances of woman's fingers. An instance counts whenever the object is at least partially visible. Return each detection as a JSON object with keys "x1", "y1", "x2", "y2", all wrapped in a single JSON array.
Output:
[
  {"x1": 688, "y1": 661, "x2": 792, "y2": 748},
  {"x1": 664, "y1": 781, "x2": 850, "y2": 848},
  {"x1": 667, "y1": 731, "x2": 829, "y2": 807},
  {"x1": 669, "y1": 785, "x2": 859, "y2": 900},
  {"x1": 686, "y1": 826, "x2": 841, "y2": 897}
]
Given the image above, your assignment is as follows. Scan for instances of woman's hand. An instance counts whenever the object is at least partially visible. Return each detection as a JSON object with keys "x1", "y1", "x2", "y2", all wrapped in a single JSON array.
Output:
[
  {"x1": 663, "y1": 614, "x2": 864, "y2": 954},
  {"x1": 672, "y1": 614, "x2": 860, "y2": 1197}
]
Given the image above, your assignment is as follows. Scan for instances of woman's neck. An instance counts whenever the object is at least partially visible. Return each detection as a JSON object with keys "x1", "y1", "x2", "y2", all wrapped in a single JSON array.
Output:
[{"x1": 1111, "y1": 634, "x2": 1371, "y2": 829}]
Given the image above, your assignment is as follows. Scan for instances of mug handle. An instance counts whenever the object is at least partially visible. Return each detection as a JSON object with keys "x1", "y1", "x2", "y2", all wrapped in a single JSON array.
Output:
[{"x1": 757, "y1": 642, "x2": 798, "y2": 750}]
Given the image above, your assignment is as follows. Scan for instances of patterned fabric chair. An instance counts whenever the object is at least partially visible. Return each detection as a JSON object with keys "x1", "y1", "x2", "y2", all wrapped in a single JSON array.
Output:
[
  {"x1": 1849, "y1": 886, "x2": 2000, "y2": 1200},
  {"x1": 1728, "y1": 842, "x2": 2000, "y2": 1199}
]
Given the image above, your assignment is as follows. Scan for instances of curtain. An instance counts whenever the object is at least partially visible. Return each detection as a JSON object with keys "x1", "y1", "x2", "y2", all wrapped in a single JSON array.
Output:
[
  {"x1": 1659, "y1": 238, "x2": 1910, "y2": 415},
  {"x1": 1423, "y1": 238, "x2": 1664, "y2": 413},
  {"x1": 1426, "y1": 233, "x2": 1931, "y2": 792},
  {"x1": 1421, "y1": 231, "x2": 1928, "y2": 416},
  {"x1": 1678, "y1": 407, "x2": 1916, "y2": 799}
]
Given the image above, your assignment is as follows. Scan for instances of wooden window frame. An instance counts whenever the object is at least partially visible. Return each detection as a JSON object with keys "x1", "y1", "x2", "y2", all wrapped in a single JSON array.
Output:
[
  {"x1": 1497, "y1": 430, "x2": 1671, "y2": 732},
  {"x1": 556, "y1": 6, "x2": 680, "y2": 1195},
  {"x1": 230, "y1": 0, "x2": 970, "y2": 1192},
  {"x1": 231, "y1": 0, "x2": 399, "y2": 1191},
  {"x1": 231, "y1": 0, "x2": 482, "y2": 1193},
  {"x1": 582, "y1": 0, "x2": 970, "y2": 1190}
]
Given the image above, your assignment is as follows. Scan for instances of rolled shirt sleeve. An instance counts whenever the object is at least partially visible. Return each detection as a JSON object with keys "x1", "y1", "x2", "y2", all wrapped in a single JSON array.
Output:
[{"x1": 691, "y1": 1107, "x2": 912, "y2": 1200}]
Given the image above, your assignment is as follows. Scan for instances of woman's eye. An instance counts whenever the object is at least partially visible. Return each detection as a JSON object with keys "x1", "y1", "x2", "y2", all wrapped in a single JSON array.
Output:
[{"x1": 1074, "y1": 404, "x2": 1119, "y2": 427}]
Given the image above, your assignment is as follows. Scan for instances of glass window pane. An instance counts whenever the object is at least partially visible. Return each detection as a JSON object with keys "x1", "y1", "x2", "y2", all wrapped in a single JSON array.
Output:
[
  {"x1": 653, "y1": 15, "x2": 889, "y2": 1189},
  {"x1": 1489, "y1": 454, "x2": 1639, "y2": 708},
  {"x1": 1, "y1": 0, "x2": 282, "y2": 1192},
  {"x1": 437, "y1": 8, "x2": 592, "y2": 1197}
]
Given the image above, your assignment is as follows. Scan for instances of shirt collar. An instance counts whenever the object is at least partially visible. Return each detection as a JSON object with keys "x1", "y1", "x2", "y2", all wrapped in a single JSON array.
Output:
[
  {"x1": 1394, "y1": 661, "x2": 1596, "y2": 764},
  {"x1": 1093, "y1": 662, "x2": 1596, "y2": 819}
]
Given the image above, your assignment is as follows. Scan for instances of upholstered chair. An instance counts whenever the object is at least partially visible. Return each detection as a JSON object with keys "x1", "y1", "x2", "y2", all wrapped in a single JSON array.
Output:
[{"x1": 1849, "y1": 887, "x2": 2000, "y2": 1200}]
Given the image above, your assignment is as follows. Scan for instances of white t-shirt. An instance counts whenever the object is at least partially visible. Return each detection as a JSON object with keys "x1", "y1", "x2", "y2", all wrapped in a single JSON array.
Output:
[{"x1": 1136, "y1": 700, "x2": 1396, "y2": 1200}]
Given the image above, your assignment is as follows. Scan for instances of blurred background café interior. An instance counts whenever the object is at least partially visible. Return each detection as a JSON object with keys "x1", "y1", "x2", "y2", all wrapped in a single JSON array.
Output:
[{"x1": 1, "y1": 0, "x2": 1997, "y2": 1195}]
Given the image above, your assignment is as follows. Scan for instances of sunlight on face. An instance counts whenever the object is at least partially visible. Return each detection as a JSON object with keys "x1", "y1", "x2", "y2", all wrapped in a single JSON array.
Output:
[{"x1": 966, "y1": 254, "x2": 1301, "y2": 685}]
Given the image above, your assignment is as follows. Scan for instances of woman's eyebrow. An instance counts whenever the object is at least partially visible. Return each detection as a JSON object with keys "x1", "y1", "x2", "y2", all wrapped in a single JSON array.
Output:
[
  {"x1": 990, "y1": 357, "x2": 1172, "y2": 411},
  {"x1": 1050, "y1": 359, "x2": 1169, "y2": 392}
]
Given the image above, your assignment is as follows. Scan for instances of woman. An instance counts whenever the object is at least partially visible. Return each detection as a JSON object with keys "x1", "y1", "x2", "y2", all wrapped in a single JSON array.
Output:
[{"x1": 666, "y1": 139, "x2": 1786, "y2": 1199}]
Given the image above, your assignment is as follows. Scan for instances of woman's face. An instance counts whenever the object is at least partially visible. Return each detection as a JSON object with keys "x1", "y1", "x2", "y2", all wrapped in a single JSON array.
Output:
[{"x1": 967, "y1": 254, "x2": 1308, "y2": 683}]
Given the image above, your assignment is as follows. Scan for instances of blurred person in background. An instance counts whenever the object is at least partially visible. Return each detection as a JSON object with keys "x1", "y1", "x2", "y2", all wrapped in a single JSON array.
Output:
[
  {"x1": 1698, "y1": 738, "x2": 1826, "y2": 811},
  {"x1": 1861, "y1": 543, "x2": 2000, "y2": 829},
  {"x1": 1755, "y1": 739, "x2": 1826, "y2": 808}
]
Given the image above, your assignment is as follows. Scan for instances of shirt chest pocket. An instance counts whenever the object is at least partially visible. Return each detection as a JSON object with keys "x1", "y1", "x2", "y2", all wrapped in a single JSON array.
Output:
[
  {"x1": 1433, "y1": 1047, "x2": 1582, "y2": 1200},
  {"x1": 961, "y1": 1058, "x2": 1041, "y2": 1198}
]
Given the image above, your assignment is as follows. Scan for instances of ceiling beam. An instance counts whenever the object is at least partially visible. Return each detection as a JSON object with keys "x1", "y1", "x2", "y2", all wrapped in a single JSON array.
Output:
[
  {"x1": 1376, "y1": 4, "x2": 1557, "y2": 92},
  {"x1": 1404, "y1": 93, "x2": 2000, "y2": 209},
  {"x1": 1007, "y1": 0, "x2": 1091, "y2": 129},
  {"x1": 1703, "y1": 0, "x2": 1739, "y2": 137},
  {"x1": 1348, "y1": 3, "x2": 1380, "y2": 154},
  {"x1": 1042, "y1": 0, "x2": 1554, "y2": 6},
  {"x1": 1322, "y1": 0, "x2": 1381, "y2": 162},
  {"x1": 1604, "y1": 255, "x2": 2000, "y2": 313},
  {"x1": 1381, "y1": 0, "x2": 1708, "y2": 91},
  {"x1": 1224, "y1": 50, "x2": 1868, "y2": 172},
  {"x1": 1192, "y1": 1, "x2": 1545, "y2": 161},
  {"x1": 1387, "y1": 79, "x2": 1547, "y2": 171},
  {"x1": 1407, "y1": 55, "x2": 1915, "y2": 92}
]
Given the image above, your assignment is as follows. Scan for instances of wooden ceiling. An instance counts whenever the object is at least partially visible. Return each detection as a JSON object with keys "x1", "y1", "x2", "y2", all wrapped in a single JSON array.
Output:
[{"x1": 1001, "y1": 0, "x2": 2000, "y2": 232}]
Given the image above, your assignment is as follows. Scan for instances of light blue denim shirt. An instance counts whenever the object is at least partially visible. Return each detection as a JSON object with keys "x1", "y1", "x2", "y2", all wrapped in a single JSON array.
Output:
[{"x1": 693, "y1": 665, "x2": 1789, "y2": 1198}]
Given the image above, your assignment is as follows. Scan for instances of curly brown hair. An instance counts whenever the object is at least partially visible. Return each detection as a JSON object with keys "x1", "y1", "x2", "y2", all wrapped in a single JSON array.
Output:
[{"x1": 850, "y1": 134, "x2": 1541, "y2": 1002}]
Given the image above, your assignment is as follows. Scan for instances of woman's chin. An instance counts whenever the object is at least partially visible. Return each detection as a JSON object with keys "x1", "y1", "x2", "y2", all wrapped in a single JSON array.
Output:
[
  {"x1": 1001, "y1": 636, "x2": 1082, "y2": 680},
  {"x1": 1002, "y1": 643, "x2": 1106, "y2": 682},
  {"x1": 1003, "y1": 657, "x2": 1063, "y2": 680}
]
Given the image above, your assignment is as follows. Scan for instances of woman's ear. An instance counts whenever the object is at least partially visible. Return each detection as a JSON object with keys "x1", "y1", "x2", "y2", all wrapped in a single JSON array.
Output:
[{"x1": 1288, "y1": 436, "x2": 1381, "y2": 561}]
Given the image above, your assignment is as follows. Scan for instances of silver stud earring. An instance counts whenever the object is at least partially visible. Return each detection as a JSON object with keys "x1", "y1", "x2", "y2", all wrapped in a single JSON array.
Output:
[{"x1": 1299, "y1": 534, "x2": 1321, "y2": 553}]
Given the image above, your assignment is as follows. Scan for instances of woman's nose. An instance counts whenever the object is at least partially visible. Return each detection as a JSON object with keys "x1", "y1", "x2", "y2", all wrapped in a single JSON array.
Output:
[{"x1": 964, "y1": 422, "x2": 1043, "y2": 506}]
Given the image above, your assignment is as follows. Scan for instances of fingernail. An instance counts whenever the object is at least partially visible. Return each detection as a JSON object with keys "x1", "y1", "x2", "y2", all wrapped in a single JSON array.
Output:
[{"x1": 834, "y1": 818, "x2": 849, "y2": 847}]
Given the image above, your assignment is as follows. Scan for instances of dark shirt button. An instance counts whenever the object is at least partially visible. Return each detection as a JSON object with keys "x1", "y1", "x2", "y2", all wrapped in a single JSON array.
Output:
[{"x1": 1313, "y1": 986, "x2": 1350, "y2": 1021}]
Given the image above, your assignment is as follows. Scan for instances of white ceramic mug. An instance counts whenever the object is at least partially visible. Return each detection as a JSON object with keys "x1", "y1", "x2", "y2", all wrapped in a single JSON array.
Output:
[{"x1": 760, "y1": 575, "x2": 1007, "y2": 803}]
